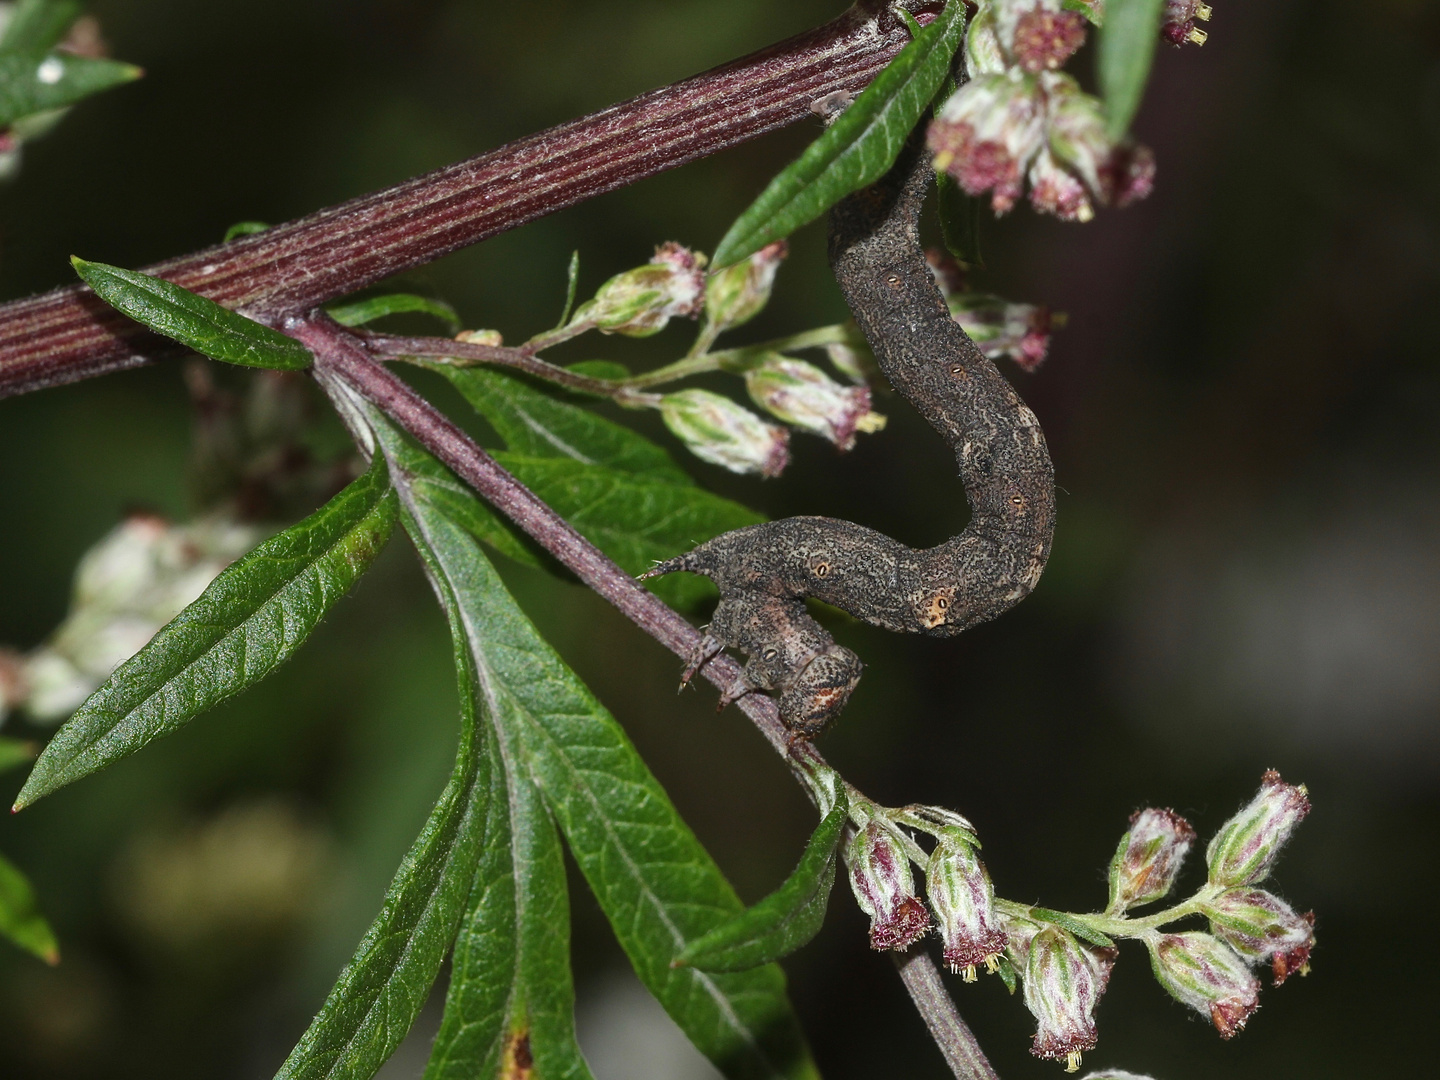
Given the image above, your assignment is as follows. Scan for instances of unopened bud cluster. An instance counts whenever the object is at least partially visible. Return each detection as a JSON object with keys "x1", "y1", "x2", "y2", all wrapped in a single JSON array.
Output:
[
  {"x1": 927, "y1": 1, "x2": 1159, "y2": 222},
  {"x1": 0, "y1": 515, "x2": 260, "y2": 726},
  {"x1": 569, "y1": 242, "x2": 707, "y2": 337}
]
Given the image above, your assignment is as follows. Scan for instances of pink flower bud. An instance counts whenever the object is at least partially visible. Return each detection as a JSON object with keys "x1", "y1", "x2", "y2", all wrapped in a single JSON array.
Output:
[
  {"x1": 964, "y1": 5, "x2": 1007, "y2": 76},
  {"x1": 945, "y1": 291, "x2": 1057, "y2": 372},
  {"x1": 658, "y1": 390, "x2": 789, "y2": 477},
  {"x1": 1028, "y1": 146, "x2": 1095, "y2": 223},
  {"x1": 1023, "y1": 926, "x2": 1115, "y2": 1071},
  {"x1": 704, "y1": 241, "x2": 787, "y2": 332},
  {"x1": 1146, "y1": 932, "x2": 1259, "y2": 1039},
  {"x1": 847, "y1": 822, "x2": 930, "y2": 951},
  {"x1": 743, "y1": 354, "x2": 885, "y2": 450},
  {"x1": 1161, "y1": 0, "x2": 1212, "y2": 47},
  {"x1": 1206, "y1": 770, "x2": 1311, "y2": 888},
  {"x1": 1201, "y1": 888, "x2": 1315, "y2": 985},
  {"x1": 928, "y1": 71, "x2": 1046, "y2": 214},
  {"x1": 1010, "y1": 5, "x2": 1088, "y2": 73},
  {"x1": 1107, "y1": 808, "x2": 1197, "y2": 914},
  {"x1": 927, "y1": 834, "x2": 1007, "y2": 981},
  {"x1": 570, "y1": 242, "x2": 707, "y2": 337}
]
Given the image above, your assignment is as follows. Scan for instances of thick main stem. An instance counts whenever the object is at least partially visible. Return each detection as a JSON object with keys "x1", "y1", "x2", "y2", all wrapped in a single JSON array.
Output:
[
  {"x1": 298, "y1": 315, "x2": 995, "y2": 1080},
  {"x1": 0, "y1": 0, "x2": 943, "y2": 400}
]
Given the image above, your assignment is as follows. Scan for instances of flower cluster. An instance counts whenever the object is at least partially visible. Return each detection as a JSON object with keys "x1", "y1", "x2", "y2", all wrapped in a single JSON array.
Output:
[
  {"x1": 568, "y1": 242, "x2": 708, "y2": 337},
  {"x1": 1162, "y1": 0, "x2": 1214, "y2": 48},
  {"x1": 928, "y1": 250, "x2": 1060, "y2": 371},
  {"x1": 927, "y1": 1, "x2": 1155, "y2": 222},
  {"x1": 0, "y1": 514, "x2": 260, "y2": 725}
]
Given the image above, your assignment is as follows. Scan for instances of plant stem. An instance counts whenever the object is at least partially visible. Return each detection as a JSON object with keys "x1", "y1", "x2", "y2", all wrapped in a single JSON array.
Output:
[
  {"x1": 994, "y1": 894, "x2": 1213, "y2": 939},
  {"x1": 893, "y1": 949, "x2": 1002, "y2": 1080},
  {"x1": 0, "y1": 0, "x2": 944, "y2": 400},
  {"x1": 361, "y1": 333, "x2": 661, "y2": 406},
  {"x1": 296, "y1": 314, "x2": 996, "y2": 1080},
  {"x1": 618, "y1": 323, "x2": 861, "y2": 388}
]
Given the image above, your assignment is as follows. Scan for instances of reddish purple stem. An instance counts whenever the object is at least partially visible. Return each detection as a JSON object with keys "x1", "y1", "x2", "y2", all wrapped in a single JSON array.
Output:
[{"x1": 0, "y1": 0, "x2": 942, "y2": 400}]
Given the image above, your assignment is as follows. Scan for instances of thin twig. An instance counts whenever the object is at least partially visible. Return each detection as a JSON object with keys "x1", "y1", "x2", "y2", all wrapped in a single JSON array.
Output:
[
  {"x1": 0, "y1": 0, "x2": 944, "y2": 400},
  {"x1": 294, "y1": 314, "x2": 997, "y2": 1080},
  {"x1": 893, "y1": 949, "x2": 1002, "y2": 1080},
  {"x1": 361, "y1": 333, "x2": 660, "y2": 405}
]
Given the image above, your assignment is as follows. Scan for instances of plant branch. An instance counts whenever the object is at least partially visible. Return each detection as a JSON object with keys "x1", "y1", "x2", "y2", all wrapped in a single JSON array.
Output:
[
  {"x1": 0, "y1": 0, "x2": 944, "y2": 401},
  {"x1": 893, "y1": 949, "x2": 1002, "y2": 1080},
  {"x1": 295, "y1": 313, "x2": 996, "y2": 1080}
]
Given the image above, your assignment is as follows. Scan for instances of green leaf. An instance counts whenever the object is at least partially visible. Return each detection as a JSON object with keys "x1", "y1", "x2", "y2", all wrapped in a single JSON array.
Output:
[
  {"x1": 277, "y1": 528, "x2": 491, "y2": 1080},
  {"x1": 1026, "y1": 907, "x2": 1117, "y2": 950},
  {"x1": 493, "y1": 453, "x2": 762, "y2": 609},
  {"x1": 0, "y1": 52, "x2": 141, "y2": 126},
  {"x1": 433, "y1": 367, "x2": 763, "y2": 610},
  {"x1": 71, "y1": 258, "x2": 314, "y2": 371},
  {"x1": 435, "y1": 366, "x2": 688, "y2": 480},
  {"x1": 996, "y1": 954, "x2": 1018, "y2": 995},
  {"x1": 15, "y1": 459, "x2": 397, "y2": 809},
  {"x1": 0, "y1": 1, "x2": 82, "y2": 56},
  {"x1": 401, "y1": 450, "x2": 541, "y2": 570},
  {"x1": 0, "y1": 851, "x2": 58, "y2": 964},
  {"x1": 424, "y1": 721, "x2": 591, "y2": 1080},
  {"x1": 327, "y1": 294, "x2": 462, "y2": 334},
  {"x1": 675, "y1": 792, "x2": 848, "y2": 973},
  {"x1": 223, "y1": 220, "x2": 271, "y2": 242},
  {"x1": 1097, "y1": 0, "x2": 1166, "y2": 138},
  {"x1": 936, "y1": 172, "x2": 984, "y2": 268},
  {"x1": 710, "y1": 0, "x2": 966, "y2": 268},
  {"x1": 0, "y1": 737, "x2": 36, "y2": 774},
  {"x1": 380, "y1": 424, "x2": 818, "y2": 1080},
  {"x1": 555, "y1": 250, "x2": 581, "y2": 329}
]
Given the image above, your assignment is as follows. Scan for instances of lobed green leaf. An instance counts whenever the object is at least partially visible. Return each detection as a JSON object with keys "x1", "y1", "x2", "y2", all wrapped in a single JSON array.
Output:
[
  {"x1": 380, "y1": 423, "x2": 818, "y2": 1080},
  {"x1": 16, "y1": 458, "x2": 397, "y2": 809},
  {"x1": 0, "y1": 851, "x2": 58, "y2": 964},
  {"x1": 71, "y1": 258, "x2": 314, "y2": 371},
  {"x1": 276, "y1": 520, "x2": 490, "y2": 1080},
  {"x1": 936, "y1": 172, "x2": 985, "y2": 268},
  {"x1": 327, "y1": 294, "x2": 462, "y2": 334},
  {"x1": 675, "y1": 793, "x2": 848, "y2": 973},
  {"x1": 710, "y1": 0, "x2": 967, "y2": 269},
  {"x1": 1097, "y1": 0, "x2": 1166, "y2": 138}
]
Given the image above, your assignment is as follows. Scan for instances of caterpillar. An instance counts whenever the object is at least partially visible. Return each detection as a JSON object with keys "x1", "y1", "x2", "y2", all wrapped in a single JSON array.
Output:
[{"x1": 643, "y1": 132, "x2": 1056, "y2": 740}]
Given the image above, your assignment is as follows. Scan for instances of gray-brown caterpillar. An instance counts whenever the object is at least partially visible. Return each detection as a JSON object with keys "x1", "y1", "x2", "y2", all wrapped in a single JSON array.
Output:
[{"x1": 644, "y1": 134, "x2": 1056, "y2": 739}]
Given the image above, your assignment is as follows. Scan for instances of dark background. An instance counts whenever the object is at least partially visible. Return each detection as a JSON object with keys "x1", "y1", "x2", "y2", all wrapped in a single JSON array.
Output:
[{"x1": 1, "y1": 1, "x2": 1436, "y2": 1077}]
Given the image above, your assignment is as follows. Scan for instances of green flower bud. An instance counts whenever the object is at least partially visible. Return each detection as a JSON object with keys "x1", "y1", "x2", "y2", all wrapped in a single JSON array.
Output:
[
  {"x1": 927, "y1": 831, "x2": 1006, "y2": 981},
  {"x1": 569, "y1": 242, "x2": 707, "y2": 337},
  {"x1": 1106, "y1": 808, "x2": 1196, "y2": 914},
  {"x1": 1201, "y1": 887, "x2": 1315, "y2": 985},
  {"x1": 847, "y1": 821, "x2": 930, "y2": 951},
  {"x1": 743, "y1": 354, "x2": 885, "y2": 450},
  {"x1": 659, "y1": 389, "x2": 789, "y2": 477},
  {"x1": 704, "y1": 240, "x2": 787, "y2": 332},
  {"x1": 1023, "y1": 926, "x2": 1115, "y2": 1072},
  {"x1": 1146, "y1": 931, "x2": 1259, "y2": 1039},
  {"x1": 1206, "y1": 770, "x2": 1310, "y2": 888}
]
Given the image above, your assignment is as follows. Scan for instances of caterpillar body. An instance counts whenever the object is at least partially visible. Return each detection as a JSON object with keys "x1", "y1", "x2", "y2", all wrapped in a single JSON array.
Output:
[{"x1": 644, "y1": 135, "x2": 1057, "y2": 739}]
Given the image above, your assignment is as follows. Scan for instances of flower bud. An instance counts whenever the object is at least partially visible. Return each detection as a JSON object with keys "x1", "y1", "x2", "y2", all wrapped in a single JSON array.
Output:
[
  {"x1": 455, "y1": 328, "x2": 503, "y2": 348},
  {"x1": 569, "y1": 242, "x2": 707, "y2": 337},
  {"x1": 1009, "y1": 4, "x2": 1088, "y2": 73},
  {"x1": 1206, "y1": 770, "x2": 1311, "y2": 888},
  {"x1": 927, "y1": 833, "x2": 1007, "y2": 981},
  {"x1": 659, "y1": 390, "x2": 789, "y2": 477},
  {"x1": 945, "y1": 292, "x2": 1056, "y2": 372},
  {"x1": 1201, "y1": 887, "x2": 1315, "y2": 985},
  {"x1": 1028, "y1": 145, "x2": 1094, "y2": 223},
  {"x1": 1161, "y1": 0, "x2": 1212, "y2": 47},
  {"x1": 964, "y1": 5, "x2": 1007, "y2": 76},
  {"x1": 1107, "y1": 808, "x2": 1196, "y2": 914},
  {"x1": 1000, "y1": 910, "x2": 1043, "y2": 970},
  {"x1": 928, "y1": 71, "x2": 1046, "y2": 214},
  {"x1": 1146, "y1": 932, "x2": 1259, "y2": 1039},
  {"x1": 847, "y1": 822, "x2": 931, "y2": 951},
  {"x1": 743, "y1": 354, "x2": 885, "y2": 450},
  {"x1": 1023, "y1": 926, "x2": 1114, "y2": 1071},
  {"x1": 704, "y1": 241, "x2": 787, "y2": 332}
]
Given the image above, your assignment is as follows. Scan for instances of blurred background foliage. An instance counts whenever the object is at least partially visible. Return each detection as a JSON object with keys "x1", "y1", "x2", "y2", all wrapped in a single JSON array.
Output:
[{"x1": 0, "y1": 1, "x2": 1436, "y2": 1077}]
